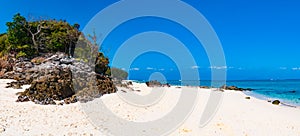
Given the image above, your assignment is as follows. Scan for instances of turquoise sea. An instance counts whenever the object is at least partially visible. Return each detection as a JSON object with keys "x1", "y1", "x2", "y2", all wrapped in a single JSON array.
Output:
[{"x1": 134, "y1": 79, "x2": 300, "y2": 106}]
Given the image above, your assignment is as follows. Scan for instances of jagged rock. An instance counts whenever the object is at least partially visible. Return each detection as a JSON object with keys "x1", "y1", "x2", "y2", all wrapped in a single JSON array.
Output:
[
  {"x1": 3, "y1": 52, "x2": 117, "y2": 105},
  {"x1": 60, "y1": 58, "x2": 74, "y2": 65},
  {"x1": 64, "y1": 96, "x2": 77, "y2": 104},
  {"x1": 145, "y1": 80, "x2": 162, "y2": 87},
  {"x1": 127, "y1": 81, "x2": 133, "y2": 86},
  {"x1": 15, "y1": 67, "x2": 75, "y2": 104},
  {"x1": 0, "y1": 56, "x2": 14, "y2": 76},
  {"x1": 220, "y1": 85, "x2": 253, "y2": 91},
  {"x1": 163, "y1": 83, "x2": 171, "y2": 87},
  {"x1": 31, "y1": 57, "x2": 46, "y2": 64},
  {"x1": 8, "y1": 53, "x2": 117, "y2": 105},
  {"x1": 45, "y1": 54, "x2": 60, "y2": 61},
  {"x1": 16, "y1": 95, "x2": 29, "y2": 102},
  {"x1": 200, "y1": 86, "x2": 210, "y2": 89},
  {"x1": 6, "y1": 81, "x2": 23, "y2": 89}
]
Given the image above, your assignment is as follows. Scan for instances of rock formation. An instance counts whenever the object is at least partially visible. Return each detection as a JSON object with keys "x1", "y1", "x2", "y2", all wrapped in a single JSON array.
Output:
[{"x1": 1, "y1": 52, "x2": 116, "y2": 105}]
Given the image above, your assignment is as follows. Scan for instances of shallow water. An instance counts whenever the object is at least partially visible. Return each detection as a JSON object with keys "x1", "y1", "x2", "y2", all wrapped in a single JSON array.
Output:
[{"x1": 226, "y1": 80, "x2": 300, "y2": 106}]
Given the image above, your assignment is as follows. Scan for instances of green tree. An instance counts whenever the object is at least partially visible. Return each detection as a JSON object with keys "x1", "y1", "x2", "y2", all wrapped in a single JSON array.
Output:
[
  {"x1": 4, "y1": 13, "x2": 81, "y2": 57},
  {"x1": 111, "y1": 67, "x2": 128, "y2": 80},
  {"x1": 6, "y1": 13, "x2": 32, "y2": 55},
  {"x1": 0, "y1": 34, "x2": 7, "y2": 51},
  {"x1": 3, "y1": 13, "x2": 111, "y2": 75}
]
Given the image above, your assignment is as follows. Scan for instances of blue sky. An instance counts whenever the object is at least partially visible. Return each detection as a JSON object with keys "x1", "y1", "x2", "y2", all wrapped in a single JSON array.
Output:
[{"x1": 1, "y1": 0, "x2": 300, "y2": 80}]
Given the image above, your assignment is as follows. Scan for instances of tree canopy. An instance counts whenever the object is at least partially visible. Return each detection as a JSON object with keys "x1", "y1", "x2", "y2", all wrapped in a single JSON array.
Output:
[
  {"x1": 0, "y1": 13, "x2": 128, "y2": 77},
  {"x1": 111, "y1": 67, "x2": 128, "y2": 80},
  {"x1": 2, "y1": 13, "x2": 81, "y2": 58}
]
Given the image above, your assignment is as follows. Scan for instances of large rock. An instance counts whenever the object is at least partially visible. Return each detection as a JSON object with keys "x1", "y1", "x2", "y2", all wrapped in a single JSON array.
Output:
[
  {"x1": 16, "y1": 67, "x2": 74, "y2": 104},
  {"x1": 2, "y1": 52, "x2": 117, "y2": 105},
  {"x1": 145, "y1": 80, "x2": 162, "y2": 87},
  {"x1": 0, "y1": 55, "x2": 15, "y2": 77},
  {"x1": 220, "y1": 85, "x2": 253, "y2": 91}
]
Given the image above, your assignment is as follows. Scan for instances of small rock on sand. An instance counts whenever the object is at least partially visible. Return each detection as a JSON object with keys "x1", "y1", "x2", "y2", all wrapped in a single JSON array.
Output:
[
  {"x1": 272, "y1": 100, "x2": 280, "y2": 105},
  {"x1": 0, "y1": 127, "x2": 5, "y2": 133}
]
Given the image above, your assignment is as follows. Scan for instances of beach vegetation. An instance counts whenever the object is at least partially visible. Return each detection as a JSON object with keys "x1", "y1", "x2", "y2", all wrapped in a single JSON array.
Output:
[
  {"x1": 3, "y1": 13, "x2": 81, "y2": 58},
  {"x1": 0, "y1": 13, "x2": 129, "y2": 84},
  {"x1": 111, "y1": 67, "x2": 128, "y2": 80},
  {"x1": 0, "y1": 13, "x2": 118, "y2": 76}
]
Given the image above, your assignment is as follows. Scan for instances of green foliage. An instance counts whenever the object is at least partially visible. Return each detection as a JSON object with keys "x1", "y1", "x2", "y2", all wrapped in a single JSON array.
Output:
[
  {"x1": 105, "y1": 67, "x2": 111, "y2": 76},
  {"x1": 4, "y1": 13, "x2": 34, "y2": 57},
  {"x1": 111, "y1": 67, "x2": 128, "y2": 80},
  {"x1": 2, "y1": 13, "x2": 111, "y2": 76},
  {"x1": 16, "y1": 51, "x2": 27, "y2": 58},
  {"x1": 0, "y1": 34, "x2": 8, "y2": 53},
  {"x1": 6, "y1": 13, "x2": 31, "y2": 49},
  {"x1": 42, "y1": 20, "x2": 80, "y2": 54},
  {"x1": 74, "y1": 34, "x2": 111, "y2": 76},
  {"x1": 2, "y1": 13, "x2": 81, "y2": 58}
]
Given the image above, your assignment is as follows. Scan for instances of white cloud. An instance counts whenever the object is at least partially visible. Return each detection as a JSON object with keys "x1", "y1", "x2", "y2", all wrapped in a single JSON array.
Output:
[
  {"x1": 209, "y1": 66, "x2": 228, "y2": 70},
  {"x1": 279, "y1": 67, "x2": 287, "y2": 70},
  {"x1": 292, "y1": 67, "x2": 300, "y2": 71},
  {"x1": 158, "y1": 68, "x2": 165, "y2": 71},
  {"x1": 121, "y1": 68, "x2": 126, "y2": 71},
  {"x1": 237, "y1": 67, "x2": 243, "y2": 70},
  {"x1": 191, "y1": 66, "x2": 200, "y2": 69},
  {"x1": 146, "y1": 67, "x2": 154, "y2": 70},
  {"x1": 130, "y1": 68, "x2": 140, "y2": 71}
]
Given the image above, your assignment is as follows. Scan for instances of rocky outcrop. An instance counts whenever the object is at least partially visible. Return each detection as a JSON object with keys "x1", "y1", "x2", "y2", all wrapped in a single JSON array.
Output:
[
  {"x1": 1, "y1": 52, "x2": 116, "y2": 105},
  {"x1": 145, "y1": 80, "x2": 162, "y2": 87},
  {"x1": 16, "y1": 67, "x2": 74, "y2": 104},
  {"x1": 163, "y1": 83, "x2": 171, "y2": 87},
  {"x1": 0, "y1": 55, "x2": 15, "y2": 78},
  {"x1": 220, "y1": 85, "x2": 254, "y2": 91},
  {"x1": 200, "y1": 86, "x2": 210, "y2": 89},
  {"x1": 145, "y1": 81, "x2": 171, "y2": 87}
]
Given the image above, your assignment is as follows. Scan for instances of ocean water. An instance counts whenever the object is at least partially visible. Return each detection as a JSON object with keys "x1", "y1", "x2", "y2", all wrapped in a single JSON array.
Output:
[
  {"x1": 134, "y1": 79, "x2": 300, "y2": 106},
  {"x1": 225, "y1": 80, "x2": 300, "y2": 106}
]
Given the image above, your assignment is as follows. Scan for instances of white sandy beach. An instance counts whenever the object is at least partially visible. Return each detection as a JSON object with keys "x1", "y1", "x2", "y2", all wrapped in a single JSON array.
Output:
[{"x1": 1, "y1": 79, "x2": 300, "y2": 136}]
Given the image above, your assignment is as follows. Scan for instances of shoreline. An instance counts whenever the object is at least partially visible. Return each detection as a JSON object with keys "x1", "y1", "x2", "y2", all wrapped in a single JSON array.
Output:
[
  {"x1": 243, "y1": 90, "x2": 300, "y2": 108},
  {"x1": 133, "y1": 80, "x2": 300, "y2": 108},
  {"x1": 1, "y1": 79, "x2": 300, "y2": 135}
]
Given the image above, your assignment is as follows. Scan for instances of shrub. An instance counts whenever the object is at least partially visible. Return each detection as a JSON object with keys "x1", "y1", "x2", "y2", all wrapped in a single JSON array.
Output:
[{"x1": 16, "y1": 51, "x2": 27, "y2": 58}]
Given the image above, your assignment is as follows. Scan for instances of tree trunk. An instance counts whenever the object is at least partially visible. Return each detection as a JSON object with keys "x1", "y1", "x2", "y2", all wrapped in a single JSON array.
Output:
[{"x1": 31, "y1": 34, "x2": 38, "y2": 53}]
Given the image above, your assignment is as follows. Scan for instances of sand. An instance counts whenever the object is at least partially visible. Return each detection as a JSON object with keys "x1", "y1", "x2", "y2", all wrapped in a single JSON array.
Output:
[{"x1": 1, "y1": 79, "x2": 300, "y2": 136}]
